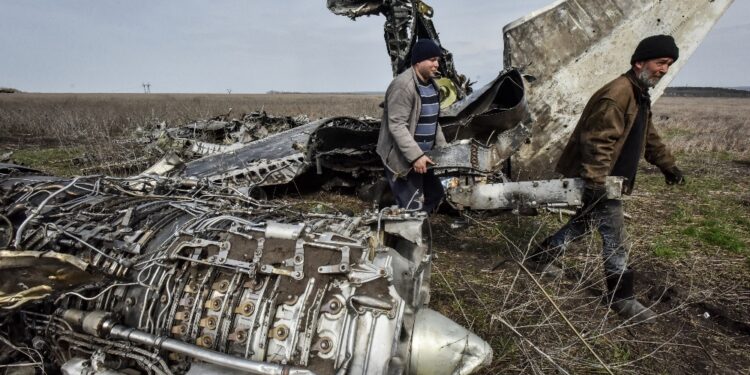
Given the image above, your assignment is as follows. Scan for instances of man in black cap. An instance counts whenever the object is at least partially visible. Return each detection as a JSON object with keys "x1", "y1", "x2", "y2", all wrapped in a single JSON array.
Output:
[
  {"x1": 531, "y1": 35, "x2": 686, "y2": 322},
  {"x1": 376, "y1": 39, "x2": 446, "y2": 212}
]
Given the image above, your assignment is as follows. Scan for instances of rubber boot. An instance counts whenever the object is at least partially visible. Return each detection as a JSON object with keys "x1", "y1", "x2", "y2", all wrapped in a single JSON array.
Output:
[{"x1": 605, "y1": 269, "x2": 657, "y2": 323}]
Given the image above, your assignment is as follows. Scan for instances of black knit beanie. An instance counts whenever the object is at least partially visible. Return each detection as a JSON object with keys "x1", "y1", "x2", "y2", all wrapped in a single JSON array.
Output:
[
  {"x1": 411, "y1": 39, "x2": 442, "y2": 65},
  {"x1": 631, "y1": 35, "x2": 679, "y2": 64}
]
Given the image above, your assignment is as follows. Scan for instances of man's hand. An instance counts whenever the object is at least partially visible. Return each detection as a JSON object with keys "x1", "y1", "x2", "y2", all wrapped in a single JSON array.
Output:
[
  {"x1": 412, "y1": 155, "x2": 434, "y2": 174},
  {"x1": 661, "y1": 166, "x2": 685, "y2": 185},
  {"x1": 582, "y1": 183, "x2": 608, "y2": 207}
]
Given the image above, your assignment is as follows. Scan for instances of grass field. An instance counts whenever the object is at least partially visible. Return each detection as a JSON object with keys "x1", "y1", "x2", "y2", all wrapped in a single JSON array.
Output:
[{"x1": 1, "y1": 93, "x2": 749, "y2": 373}]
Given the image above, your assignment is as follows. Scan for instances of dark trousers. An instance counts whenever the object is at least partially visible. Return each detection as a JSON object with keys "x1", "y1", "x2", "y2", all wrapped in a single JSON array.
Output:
[
  {"x1": 384, "y1": 168, "x2": 444, "y2": 212},
  {"x1": 537, "y1": 199, "x2": 629, "y2": 274}
]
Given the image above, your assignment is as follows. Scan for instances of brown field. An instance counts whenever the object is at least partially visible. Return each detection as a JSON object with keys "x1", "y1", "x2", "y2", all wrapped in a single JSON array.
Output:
[
  {"x1": 1, "y1": 93, "x2": 749, "y2": 374},
  {"x1": 656, "y1": 97, "x2": 750, "y2": 156},
  {"x1": 0, "y1": 92, "x2": 383, "y2": 145}
]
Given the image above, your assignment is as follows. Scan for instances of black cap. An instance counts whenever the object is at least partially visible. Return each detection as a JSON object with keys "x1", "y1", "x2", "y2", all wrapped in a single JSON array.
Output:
[
  {"x1": 631, "y1": 35, "x2": 679, "y2": 65},
  {"x1": 411, "y1": 39, "x2": 442, "y2": 65}
]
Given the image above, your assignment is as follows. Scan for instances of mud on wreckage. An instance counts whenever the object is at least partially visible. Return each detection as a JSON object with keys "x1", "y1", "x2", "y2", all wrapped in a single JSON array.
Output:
[{"x1": 0, "y1": 165, "x2": 490, "y2": 374}]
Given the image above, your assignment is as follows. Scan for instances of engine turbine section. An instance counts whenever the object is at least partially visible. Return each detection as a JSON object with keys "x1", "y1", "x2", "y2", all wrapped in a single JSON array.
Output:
[{"x1": 0, "y1": 168, "x2": 491, "y2": 375}]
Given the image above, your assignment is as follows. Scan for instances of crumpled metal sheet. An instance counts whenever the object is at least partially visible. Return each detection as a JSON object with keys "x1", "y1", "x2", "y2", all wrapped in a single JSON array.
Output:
[
  {"x1": 326, "y1": 0, "x2": 383, "y2": 18},
  {"x1": 503, "y1": 0, "x2": 734, "y2": 178},
  {"x1": 441, "y1": 69, "x2": 527, "y2": 144},
  {"x1": 176, "y1": 117, "x2": 382, "y2": 187}
]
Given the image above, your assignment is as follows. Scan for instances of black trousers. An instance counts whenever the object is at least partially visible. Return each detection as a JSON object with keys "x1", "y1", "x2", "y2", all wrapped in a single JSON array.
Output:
[
  {"x1": 384, "y1": 168, "x2": 444, "y2": 212},
  {"x1": 539, "y1": 199, "x2": 630, "y2": 274}
]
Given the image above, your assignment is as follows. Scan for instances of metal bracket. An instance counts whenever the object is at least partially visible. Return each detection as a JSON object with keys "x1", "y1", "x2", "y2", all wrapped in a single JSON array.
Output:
[{"x1": 318, "y1": 246, "x2": 350, "y2": 274}]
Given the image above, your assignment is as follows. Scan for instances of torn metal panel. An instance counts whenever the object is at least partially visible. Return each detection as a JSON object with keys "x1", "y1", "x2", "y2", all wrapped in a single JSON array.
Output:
[
  {"x1": 427, "y1": 140, "x2": 504, "y2": 176},
  {"x1": 139, "y1": 111, "x2": 310, "y2": 167},
  {"x1": 384, "y1": 218, "x2": 424, "y2": 247},
  {"x1": 326, "y1": 0, "x2": 383, "y2": 18},
  {"x1": 157, "y1": 111, "x2": 309, "y2": 147},
  {"x1": 440, "y1": 69, "x2": 528, "y2": 143},
  {"x1": 503, "y1": 0, "x2": 735, "y2": 177},
  {"x1": 178, "y1": 120, "x2": 314, "y2": 183},
  {"x1": 176, "y1": 116, "x2": 382, "y2": 187}
]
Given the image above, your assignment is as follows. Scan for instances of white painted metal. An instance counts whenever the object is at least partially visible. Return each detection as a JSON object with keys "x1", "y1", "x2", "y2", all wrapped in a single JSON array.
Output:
[{"x1": 503, "y1": 0, "x2": 735, "y2": 177}]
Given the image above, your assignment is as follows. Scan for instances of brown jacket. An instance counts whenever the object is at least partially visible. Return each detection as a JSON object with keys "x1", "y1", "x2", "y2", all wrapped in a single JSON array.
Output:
[
  {"x1": 556, "y1": 72, "x2": 675, "y2": 194},
  {"x1": 376, "y1": 67, "x2": 447, "y2": 178}
]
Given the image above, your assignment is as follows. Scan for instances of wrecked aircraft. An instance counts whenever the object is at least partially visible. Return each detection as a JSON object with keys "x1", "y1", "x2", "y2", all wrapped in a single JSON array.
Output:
[
  {"x1": 143, "y1": 0, "x2": 733, "y2": 213},
  {"x1": 0, "y1": 0, "x2": 735, "y2": 374}
]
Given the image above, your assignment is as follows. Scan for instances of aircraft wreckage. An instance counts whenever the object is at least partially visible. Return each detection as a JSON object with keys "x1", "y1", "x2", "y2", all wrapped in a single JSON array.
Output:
[
  {"x1": 0, "y1": 167, "x2": 489, "y2": 374},
  {"x1": 0, "y1": 0, "x2": 733, "y2": 374}
]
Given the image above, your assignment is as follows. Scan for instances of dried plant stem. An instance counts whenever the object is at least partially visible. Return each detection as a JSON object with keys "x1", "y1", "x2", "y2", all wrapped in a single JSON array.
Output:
[
  {"x1": 516, "y1": 260, "x2": 615, "y2": 375},
  {"x1": 494, "y1": 315, "x2": 571, "y2": 375},
  {"x1": 433, "y1": 263, "x2": 472, "y2": 328}
]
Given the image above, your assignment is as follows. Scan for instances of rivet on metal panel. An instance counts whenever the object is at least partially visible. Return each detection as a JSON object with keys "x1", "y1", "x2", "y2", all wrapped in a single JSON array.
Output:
[
  {"x1": 213, "y1": 279, "x2": 230, "y2": 293},
  {"x1": 198, "y1": 335, "x2": 213, "y2": 347},
  {"x1": 231, "y1": 329, "x2": 248, "y2": 344},
  {"x1": 273, "y1": 325, "x2": 289, "y2": 341},
  {"x1": 200, "y1": 316, "x2": 217, "y2": 330},
  {"x1": 171, "y1": 324, "x2": 187, "y2": 335},
  {"x1": 235, "y1": 301, "x2": 255, "y2": 316},
  {"x1": 206, "y1": 298, "x2": 222, "y2": 311},
  {"x1": 318, "y1": 337, "x2": 333, "y2": 354},
  {"x1": 245, "y1": 278, "x2": 264, "y2": 291}
]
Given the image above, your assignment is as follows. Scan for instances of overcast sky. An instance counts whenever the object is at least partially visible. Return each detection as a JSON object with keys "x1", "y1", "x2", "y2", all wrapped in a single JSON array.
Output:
[{"x1": 1, "y1": 1, "x2": 747, "y2": 93}]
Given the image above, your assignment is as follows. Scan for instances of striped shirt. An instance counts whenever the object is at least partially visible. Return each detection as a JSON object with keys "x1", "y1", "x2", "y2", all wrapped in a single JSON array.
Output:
[{"x1": 415, "y1": 80, "x2": 439, "y2": 151}]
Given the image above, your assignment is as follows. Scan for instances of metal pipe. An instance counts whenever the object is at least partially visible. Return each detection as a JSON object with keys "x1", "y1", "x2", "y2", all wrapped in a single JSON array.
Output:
[
  {"x1": 108, "y1": 324, "x2": 317, "y2": 375},
  {"x1": 60, "y1": 309, "x2": 316, "y2": 375},
  {"x1": 14, "y1": 176, "x2": 81, "y2": 248}
]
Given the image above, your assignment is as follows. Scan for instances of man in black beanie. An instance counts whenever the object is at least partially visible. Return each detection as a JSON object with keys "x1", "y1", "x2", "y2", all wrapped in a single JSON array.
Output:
[
  {"x1": 531, "y1": 34, "x2": 686, "y2": 323},
  {"x1": 376, "y1": 39, "x2": 446, "y2": 212}
]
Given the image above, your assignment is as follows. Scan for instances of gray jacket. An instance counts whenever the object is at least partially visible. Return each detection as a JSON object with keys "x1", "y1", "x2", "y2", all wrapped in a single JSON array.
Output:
[{"x1": 376, "y1": 67, "x2": 447, "y2": 178}]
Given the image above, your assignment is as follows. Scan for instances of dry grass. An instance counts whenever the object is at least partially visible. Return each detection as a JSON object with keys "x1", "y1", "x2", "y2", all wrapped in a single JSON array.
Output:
[
  {"x1": 0, "y1": 93, "x2": 382, "y2": 175},
  {"x1": 653, "y1": 97, "x2": 750, "y2": 157},
  {"x1": 0, "y1": 93, "x2": 382, "y2": 147},
  {"x1": 294, "y1": 190, "x2": 750, "y2": 373}
]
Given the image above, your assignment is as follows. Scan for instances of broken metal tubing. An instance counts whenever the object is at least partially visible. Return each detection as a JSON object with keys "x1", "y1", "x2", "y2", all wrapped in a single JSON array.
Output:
[
  {"x1": 409, "y1": 308, "x2": 493, "y2": 375},
  {"x1": 61, "y1": 309, "x2": 317, "y2": 375},
  {"x1": 447, "y1": 176, "x2": 624, "y2": 211}
]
